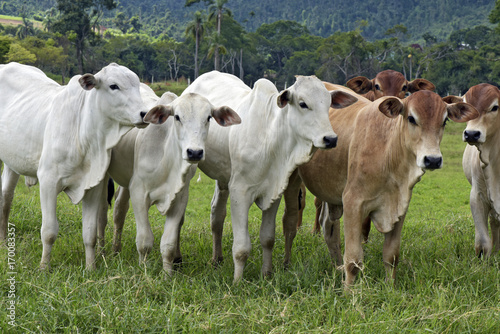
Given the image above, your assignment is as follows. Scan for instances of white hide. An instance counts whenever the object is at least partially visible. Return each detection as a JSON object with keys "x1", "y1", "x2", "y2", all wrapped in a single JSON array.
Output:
[
  {"x1": 0, "y1": 62, "x2": 148, "y2": 269},
  {"x1": 182, "y1": 70, "x2": 356, "y2": 282},
  {"x1": 107, "y1": 88, "x2": 240, "y2": 273}
]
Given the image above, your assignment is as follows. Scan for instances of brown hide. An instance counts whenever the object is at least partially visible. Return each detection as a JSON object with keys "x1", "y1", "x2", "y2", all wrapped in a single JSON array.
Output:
[{"x1": 283, "y1": 88, "x2": 478, "y2": 286}]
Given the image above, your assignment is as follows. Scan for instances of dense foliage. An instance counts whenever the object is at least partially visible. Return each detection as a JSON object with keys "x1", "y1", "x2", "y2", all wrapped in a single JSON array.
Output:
[{"x1": 1, "y1": 0, "x2": 500, "y2": 95}]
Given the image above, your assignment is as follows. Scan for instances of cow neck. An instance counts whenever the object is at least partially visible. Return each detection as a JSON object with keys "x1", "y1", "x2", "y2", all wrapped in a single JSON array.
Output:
[
  {"x1": 148, "y1": 121, "x2": 196, "y2": 215},
  {"x1": 477, "y1": 131, "x2": 500, "y2": 214},
  {"x1": 66, "y1": 87, "x2": 132, "y2": 204},
  {"x1": 253, "y1": 99, "x2": 316, "y2": 210},
  {"x1": 388, "y1": 114, "x2": 423, "y2": 187}
]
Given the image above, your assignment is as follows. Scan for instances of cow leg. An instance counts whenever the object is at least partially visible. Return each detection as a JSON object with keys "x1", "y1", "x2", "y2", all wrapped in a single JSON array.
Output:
[
  {"x1": 260, "y1": 199, "x2": 280, "y2": 276},
  {"x1": 81, "y1": 179, "x2": 107, "y2": 270},
  {"x1": 489, "y1": 213, "x2": 500, "y2": 255},
  {"x1": 129, "y1": 185, "x2": 154, "y2": 264},
  {"x1": 229, "y1": 189, "x2": 252, "y2": 283},
  {"x1": 296, "y1": 183, "x2": 306, "y2": 229},
  {"x1": 0, "y1": 166, "x2": 20, "y2": 241},
  {"x1": 38, "y1": 179, "x2": 60, "y2": 270},
  {"x1": 323, "y1": 203, "x2": 343, "y2": 266},
  {"x1": 282, "y1": 169, "x2": 302, "y2": 267},
  {"x1": 112, "y1": 186, "x2": 130, "y2": 253},
  {"x1": 96, "y1": 182, "x2": 109, "y2": 255},
  {"x1": 312, "y1": 197, "x2": 323, "y2": 234},
  {"x1": 382, "y1": 216, "x2": 404, "y2": 284},
  {"x1": 342, "y1": 198, "x2": 365, "y2": 286},
  {"x1": 470, "y1": 189, "x2": 492, "y2": 257},
  {"x1": 211, "y1": 181, "x2": 229, "y2": 265},
  {"x1": 161, "y1": 186, "x2": 190, "y2": 275}
]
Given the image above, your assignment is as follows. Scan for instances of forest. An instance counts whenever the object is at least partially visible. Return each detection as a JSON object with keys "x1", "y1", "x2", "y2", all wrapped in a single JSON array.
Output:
[{"x1": 0, "y1": 0, "x2": 500, "y2": 95}]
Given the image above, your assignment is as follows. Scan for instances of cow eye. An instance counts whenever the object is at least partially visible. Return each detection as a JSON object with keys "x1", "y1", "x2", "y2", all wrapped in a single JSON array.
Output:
[
  {"x1": 174, "y1": 115, "x2": 181, "y2": 122},
  {"x1": 375, "y1": 84, "x2": 381, "y2": 91},
  {"x1": 299, "y1": 101, "x2": 308, "y2": 109},
  {"x1": 207, "y1": 115, "x2": 212, "y2": 122},
  {"x1": 402, "y1": 85, "x2": 407, "y2": 91},
  {"x1": 408, "y1": 115, "x2": 417, "y2": 125},
  {"x1": 110, "y1": 84, "x2": 120, "y2": 90},
  {"x1": 491, "y1": 105, "x2": 499, "y2": 112}
]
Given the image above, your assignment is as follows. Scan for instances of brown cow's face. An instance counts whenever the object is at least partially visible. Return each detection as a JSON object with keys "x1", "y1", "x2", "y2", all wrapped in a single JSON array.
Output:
[
  {"x1": 463, "y1": 83, "x2": 500, "y2": 145},
  {"x1": 372, "y1": 70, "x2": 408, "y2": 100},
  {"x1": 404, "y1": 91, "x2": 448, "y2": 170},
  {"x1": 347, "y1": 70, "x2": 435, "y2": 102}
]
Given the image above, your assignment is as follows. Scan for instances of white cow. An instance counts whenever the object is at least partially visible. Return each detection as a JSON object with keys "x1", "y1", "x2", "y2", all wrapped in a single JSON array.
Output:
[
  {"x1": 182, "y1": 71, "x2": 358, "y2": 282},
  {"x1": 104, "y1": 84, "x2": 241, "y2": 273},
  {"x1": 0, "y1": 62, "x2": 150, "y2": 270},
  {"x1": 447, "y1": 83, "x2": 500, "y2": 257}
]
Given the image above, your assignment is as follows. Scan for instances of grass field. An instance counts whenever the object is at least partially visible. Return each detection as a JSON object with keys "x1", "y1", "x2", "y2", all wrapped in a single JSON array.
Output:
[{"x1": 1, "y1": 117, "x2": 499, "y2": 332}]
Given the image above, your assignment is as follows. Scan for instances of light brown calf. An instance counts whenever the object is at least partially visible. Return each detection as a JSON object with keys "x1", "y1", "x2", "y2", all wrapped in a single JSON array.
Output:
[
  {"x1": 299, "y1": 71, "x2": 436, "y2": 235},
  {"x1": 283, "y1": 88, "x2": 478, "y2": 286},
  {"x1": 346, "y1": 69, "x2": 435, "y2": 101},
  {"x1": 447, "y1": 84, "x2": 500, "y2": 257}
]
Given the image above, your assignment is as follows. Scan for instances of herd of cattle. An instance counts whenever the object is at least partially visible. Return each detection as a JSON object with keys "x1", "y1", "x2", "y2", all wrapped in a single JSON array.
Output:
[{"x1": 0, "y1": 62, "x2": 498, "y2": 286}]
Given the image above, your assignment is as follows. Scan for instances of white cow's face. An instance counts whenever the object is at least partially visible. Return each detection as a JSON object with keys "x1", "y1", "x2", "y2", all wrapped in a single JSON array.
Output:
[
  {"x1": 81, "y1": 63, "x2": 149, "y2": 128},
  {"x1": 277, "y1": 76, "x2": 357, "y2": 150},
  {"x1": 144, "y1": 93, "x2": 240, "y2": 162}
]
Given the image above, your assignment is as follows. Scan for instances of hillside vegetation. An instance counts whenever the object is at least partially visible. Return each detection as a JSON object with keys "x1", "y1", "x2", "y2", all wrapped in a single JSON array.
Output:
[{"x1": 0, "y1": 0, "x2": 496, "y2": 41}]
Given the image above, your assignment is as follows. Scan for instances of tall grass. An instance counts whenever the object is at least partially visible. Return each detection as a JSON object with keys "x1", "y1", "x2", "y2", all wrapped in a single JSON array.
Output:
[{"x1": 1, "y1": 121, "x2": 499, "y2": 333}]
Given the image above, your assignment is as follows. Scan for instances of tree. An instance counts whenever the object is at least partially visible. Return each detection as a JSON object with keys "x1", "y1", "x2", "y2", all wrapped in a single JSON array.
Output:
[
  {"x1": 185, "y1": 10, "x2": 206, "y2": 79},
  {"x1": 6, "y1": 43, "x2": 37, "y2": 64},
  {"x1": 207, "y1": 0, "x2": 232, "y2": 70},
  {"x1": 53, "y1": 0, "x2": 117, "y2": 73},
  {"x1": 114, "y1": 12, "x2": 130, "y2": 33}
]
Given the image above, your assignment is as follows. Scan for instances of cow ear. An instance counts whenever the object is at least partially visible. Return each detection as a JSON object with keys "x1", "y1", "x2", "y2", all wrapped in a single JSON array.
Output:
[
  {"x1": 211, "y1": 106, "x2": 241, "y2": 127},
  {"x1": 408, "y1": 78, "x2": 435, "y2": 93},
  {"x1": 346, "y1": 76, "x2": 372, "y2": 94},
  {"x1": 442, "y1": 95, "x2": 463, "y2": 104},
  {"x1": 378, "y1": 97, "x2": 404, "y2": 118},
  {"x1": 330, "y1": 90, "x2": 358, "y2": 109},
  {"x1": 79, "y1": 74, "x2": 98, "y2": 90},
  {"x1": 277, "y1": 90, "x2": 291, "y2": 108},
  {"x1": 143, "y1": 105, "x2": 174, "y2": 124},
  {"x1": 446, "y1": 102, "x2": 479, "y2": 123}
]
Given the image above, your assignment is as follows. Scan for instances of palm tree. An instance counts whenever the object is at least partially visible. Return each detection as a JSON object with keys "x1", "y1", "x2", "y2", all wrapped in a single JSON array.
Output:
[
  {"x1": 208, "y1": 0, "x2": 231, "y2": 70},
  {"x1": 185, "y1": 11, "x2": 206, "y2": 79}
]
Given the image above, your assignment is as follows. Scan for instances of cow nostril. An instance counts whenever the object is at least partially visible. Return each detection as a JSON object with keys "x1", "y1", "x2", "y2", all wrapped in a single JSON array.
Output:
[
  {"x1": 140, "y1": 111, "x2": 147, "y2": 119},
  {"x1": 187, "y1": 149, "x2": 204, "y2": 161},
  {"x1": 424, "y1": 156, "x2": 442, "y2": 169},
  {"x1": 464, "y1": 130, "x2": 481, "y2": 143},
  {"x1": 323, "y1": 136, "x2": 337, "y2": 149}
]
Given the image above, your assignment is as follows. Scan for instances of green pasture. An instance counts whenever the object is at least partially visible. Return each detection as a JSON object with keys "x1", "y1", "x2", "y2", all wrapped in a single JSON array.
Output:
[{"x1": 1, "y1": 120, "x2": 499, "y2": 333}]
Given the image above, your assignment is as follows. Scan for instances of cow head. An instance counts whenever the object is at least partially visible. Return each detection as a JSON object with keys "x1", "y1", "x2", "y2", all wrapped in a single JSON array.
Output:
[
  {"x1": 144, "y1": 93, "x2": 240, "y2": 162},
  {"x1": 378, "y1": 90, "x2": 477, "y2": 170},
  {"x1": 80, "y1": 63, "x2": 149, "y2": 128},
  {"x1": 346, "y1": 70, "x2": 435, "y2": 101},
  {"x1": 444, "y1": 84, "x2": 500, "y2": 147},
  {"x1": 277, "y1": 75, "x2": 357, "y2": 150}
]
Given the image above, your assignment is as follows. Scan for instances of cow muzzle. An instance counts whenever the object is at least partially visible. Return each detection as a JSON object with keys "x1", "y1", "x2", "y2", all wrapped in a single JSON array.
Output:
[
  {"x1": 423, "y1": 155, "x2": 443, "y2": 170},
  {"x1": 134, "y1": 111, "x2": 149, "y2": 128},
  {"x1": 322, "y1": 135, "x2": 338, "y2": 149},
  {"x1": 463, "y1": 130, "x2": 482, "y2": 144},
  {"x1": 186, "y1": 148, "x2": 204, "y2": 162}
]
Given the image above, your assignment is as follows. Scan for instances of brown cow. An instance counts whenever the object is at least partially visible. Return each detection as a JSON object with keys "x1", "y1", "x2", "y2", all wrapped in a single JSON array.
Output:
[
  {"x1": 446, "y1": 84, "x2": 500, "y2": 258},
  {"x1": 346, "y1": 69, "x2": 435, "y2": 101},
  {"x1": 282, "y1": 88, "x2": 478, "y2": 286},
  {"x1": 300, "y1": 71, "x2": 436, "y2": 235}
]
